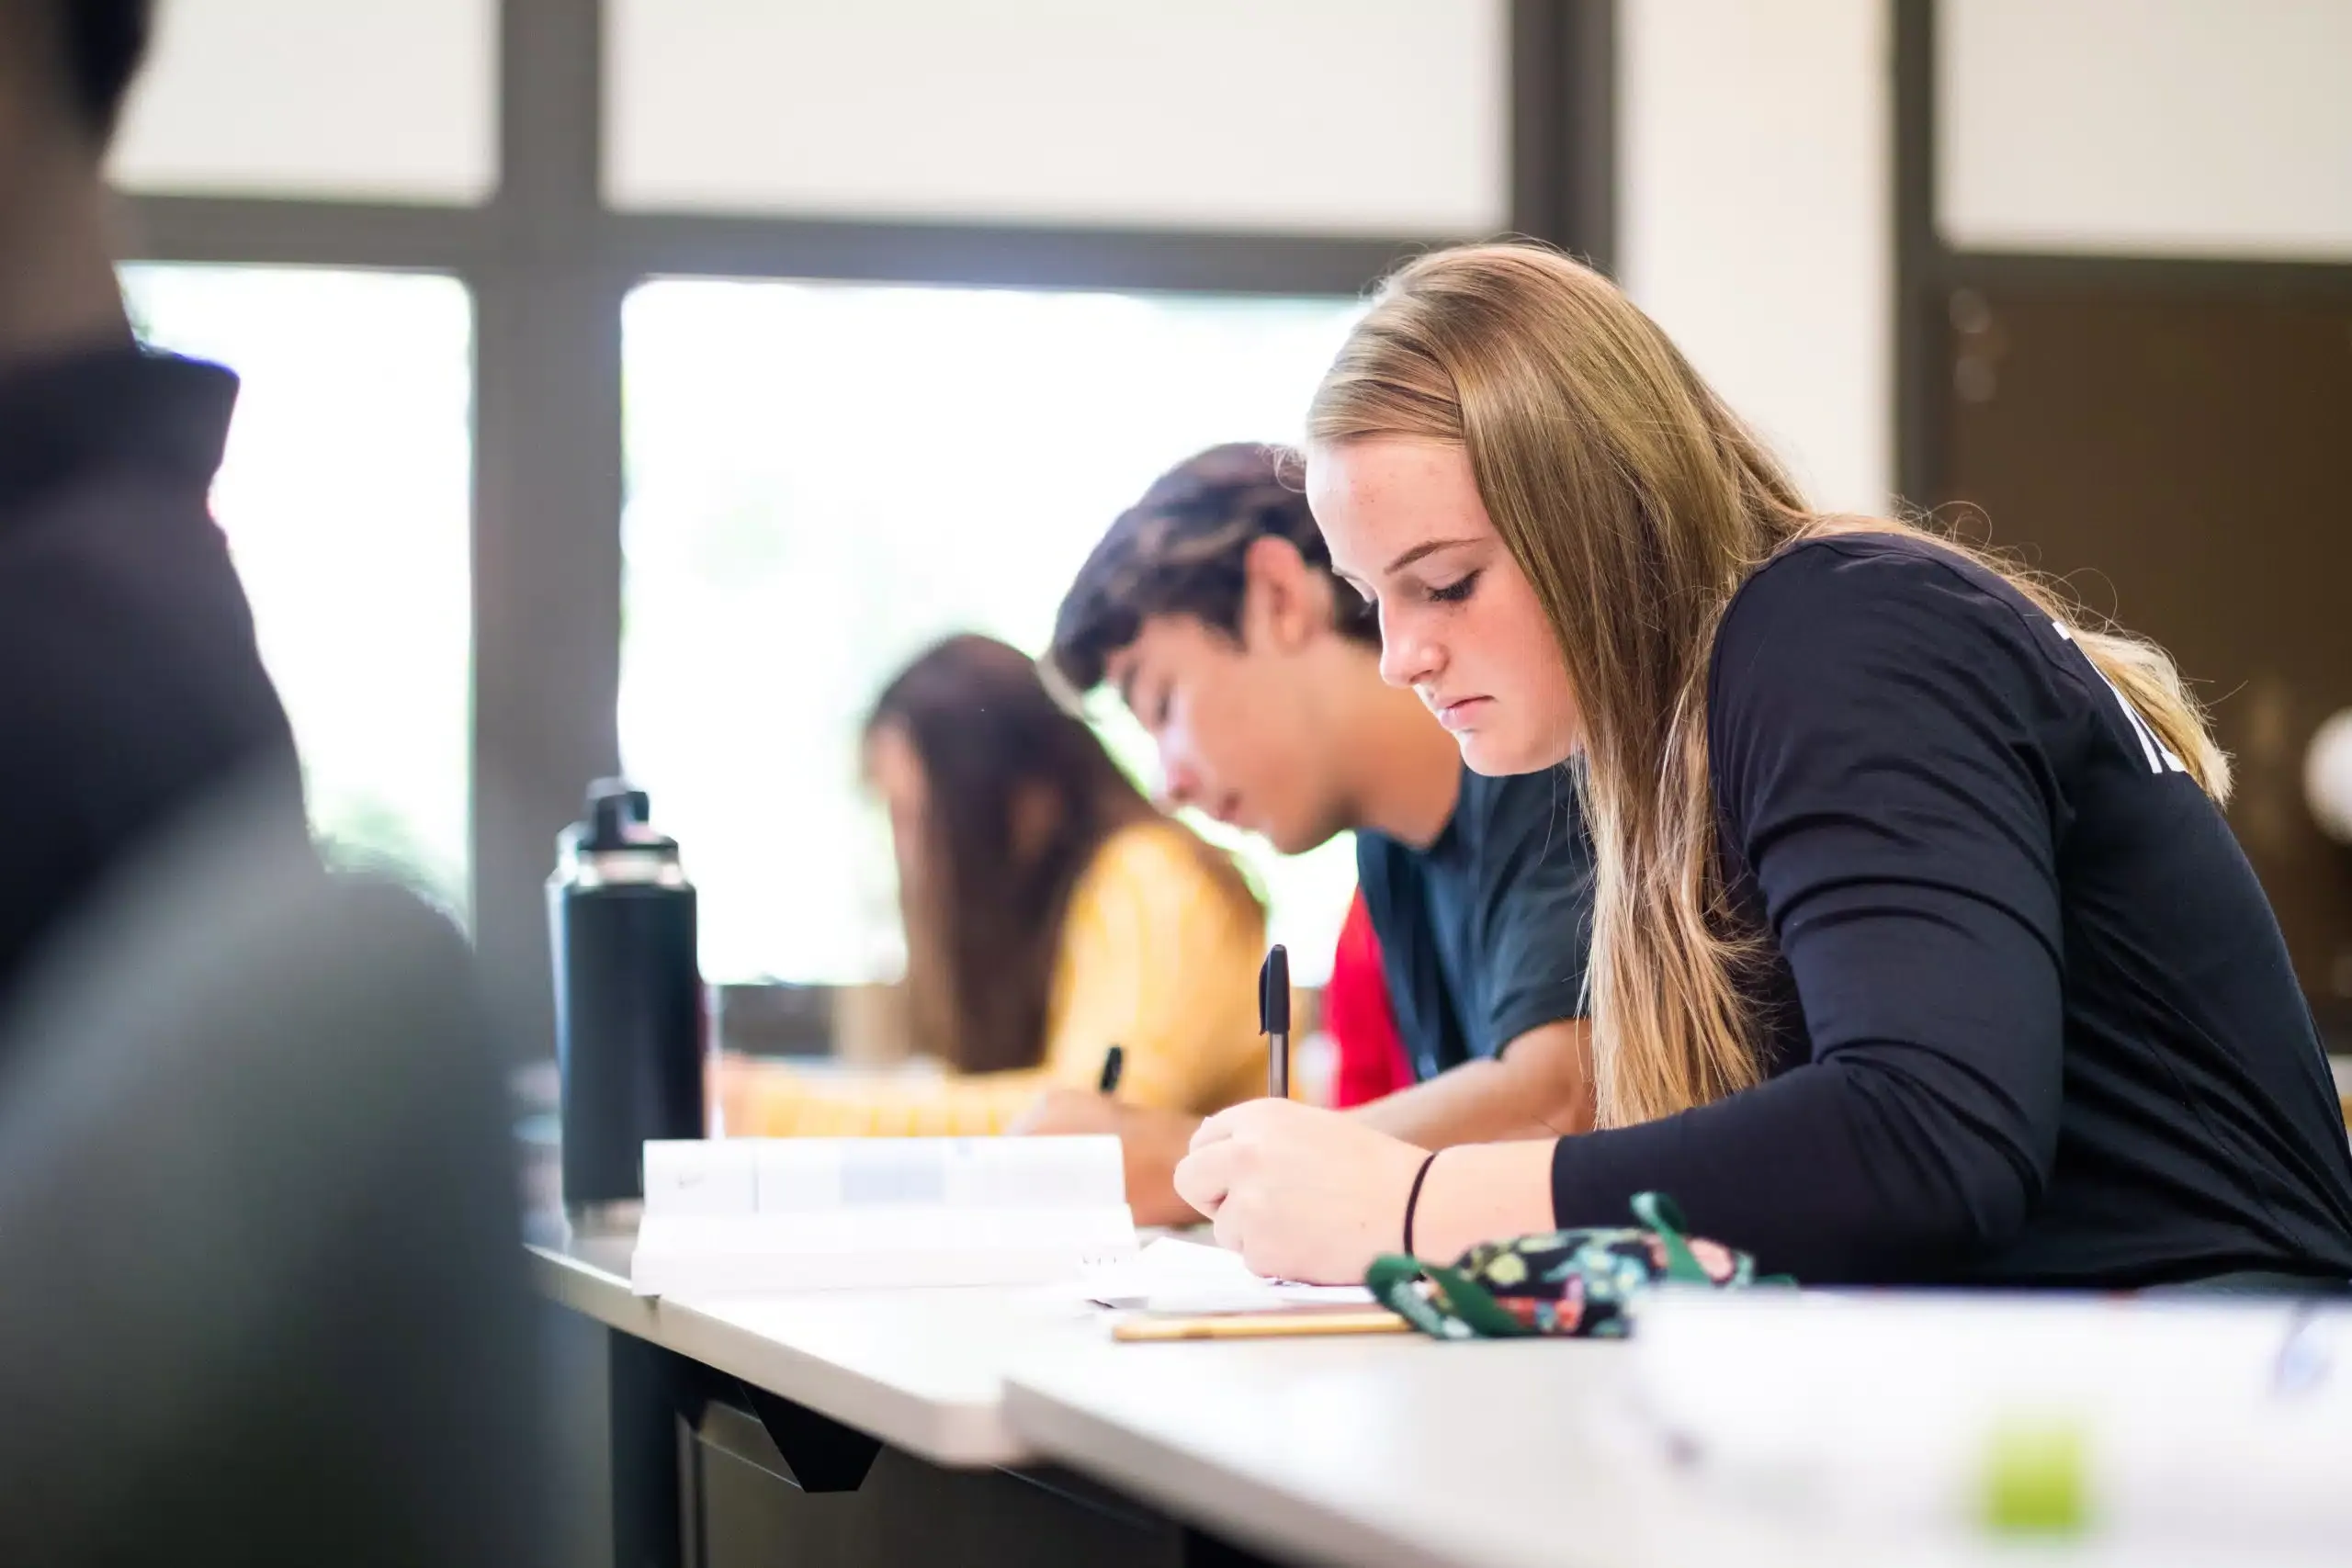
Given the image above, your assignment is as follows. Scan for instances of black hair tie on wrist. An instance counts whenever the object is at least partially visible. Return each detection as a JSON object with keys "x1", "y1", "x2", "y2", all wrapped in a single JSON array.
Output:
[{"x1": 1402, "y1": 1149, "x2": 1442, "y2": 1259}]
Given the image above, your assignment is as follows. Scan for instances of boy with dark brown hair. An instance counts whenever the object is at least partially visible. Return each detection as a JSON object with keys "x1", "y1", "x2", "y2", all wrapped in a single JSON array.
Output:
[{"x1": 1020, "y1": 445, "x2": 1597, "y2": 1223}]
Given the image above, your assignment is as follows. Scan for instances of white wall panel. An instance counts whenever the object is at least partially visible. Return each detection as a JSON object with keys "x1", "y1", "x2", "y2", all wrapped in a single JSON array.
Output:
[
  {"x1": 605, "y1": 0, "x2": 1509, "y2": 235},
  {"x1": 111, "y1": 0, "x2": 496, "y2": 203},
  {"x1": 1940, "y1": 0, "x2": 2352, "y2": 260}
]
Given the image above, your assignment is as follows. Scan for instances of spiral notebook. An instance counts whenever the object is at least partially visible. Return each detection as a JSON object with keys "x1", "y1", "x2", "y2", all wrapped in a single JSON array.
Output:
[{"x1": 628, "y1": 1135, "x2": 1138, "y2": 1296}]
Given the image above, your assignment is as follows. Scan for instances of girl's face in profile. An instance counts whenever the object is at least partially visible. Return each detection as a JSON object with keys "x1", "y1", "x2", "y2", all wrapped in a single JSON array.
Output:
[{"x1": 1307, "y1": 436, "x2": 1582, "y2": 774}]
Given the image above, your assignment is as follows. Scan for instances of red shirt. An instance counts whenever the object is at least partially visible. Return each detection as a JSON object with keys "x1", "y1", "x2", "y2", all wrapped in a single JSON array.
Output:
[{"x1": 1323, "y1": 889, "x2": 1411, "y2": 1108}]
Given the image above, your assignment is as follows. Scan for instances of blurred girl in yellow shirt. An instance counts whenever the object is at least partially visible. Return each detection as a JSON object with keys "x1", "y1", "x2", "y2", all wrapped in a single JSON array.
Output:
[{"x1": 718, "y1": 634, "x2": 1266, "y2": 1142}]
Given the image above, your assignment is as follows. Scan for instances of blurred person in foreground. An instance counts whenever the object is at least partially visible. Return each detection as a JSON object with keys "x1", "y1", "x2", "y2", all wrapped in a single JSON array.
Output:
[
  {"x1": 0, "y1": 0, "x2": 304, "y2": 1018},
  {"x1": 1015, "y1": 446, "x2": 1598, "y2": 1210},
  {"x1": 718, "y1": 634, "x2": 1268, "y2": 1214},
  {"x1": 0, "y1": 6, "x2": 542, "y2": 1562}
]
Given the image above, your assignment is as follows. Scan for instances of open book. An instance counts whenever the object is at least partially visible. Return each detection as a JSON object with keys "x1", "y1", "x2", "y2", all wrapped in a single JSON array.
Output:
[{"x1": 629, "y1": 1136, "x2": 1138, "y2": 1296}]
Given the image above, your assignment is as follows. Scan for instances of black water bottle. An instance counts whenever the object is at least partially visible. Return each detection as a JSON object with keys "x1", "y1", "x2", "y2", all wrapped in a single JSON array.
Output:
[{"x1": 549, "y1": 779, "x2": 705, "y2": 1233}]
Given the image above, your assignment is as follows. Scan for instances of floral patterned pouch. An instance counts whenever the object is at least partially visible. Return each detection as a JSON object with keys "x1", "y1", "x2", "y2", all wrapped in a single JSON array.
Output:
[{"x1": 1364, "y1": 1191, "x2": 1780, "y2": 1339}]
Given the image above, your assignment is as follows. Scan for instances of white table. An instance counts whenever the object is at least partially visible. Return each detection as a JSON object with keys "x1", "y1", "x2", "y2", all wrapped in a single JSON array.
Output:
[
  {"x1": 532, "y1": 1237, "x2": 2342, "y2": 1568},
  {"x1": 1009, "y1": 1336, "x2": 1645, "y2": 1568},
  {"x1": 1003, "y1": 1338, "x2": 2350, "y2": 1568},
  {"x1": 529, "y1": 1235, "x2": 1102, "y2": 1469},
  {"x1": 533, "y1": 1235, "x2": 1834, "y2": 1568}
]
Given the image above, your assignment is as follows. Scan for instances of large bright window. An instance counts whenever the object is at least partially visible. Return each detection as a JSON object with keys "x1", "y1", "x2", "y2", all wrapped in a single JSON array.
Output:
[
  {"x1": 121, "y1": 264, "x2": 474, "y2": 914},
  {"x1": 621, "y1": 279, "x2": 1363, "y2": 984}
]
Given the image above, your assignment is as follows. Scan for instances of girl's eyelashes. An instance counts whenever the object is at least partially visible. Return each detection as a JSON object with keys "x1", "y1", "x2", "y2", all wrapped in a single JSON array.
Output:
[{"x1": 1425, "y1": 569, "x2": 1483, "y2": 604}]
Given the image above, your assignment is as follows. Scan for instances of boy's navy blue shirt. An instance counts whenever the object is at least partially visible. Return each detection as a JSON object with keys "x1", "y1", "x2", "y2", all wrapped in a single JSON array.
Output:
[{"x1": 1357, "y1": 766, "x2": 1594, "y2": 1082}]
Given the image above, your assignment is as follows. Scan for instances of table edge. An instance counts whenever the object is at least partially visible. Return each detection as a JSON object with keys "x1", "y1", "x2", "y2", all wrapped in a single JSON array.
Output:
[{"x1": 528, "y1": 1244, "x2": 1033, "y2": 1470}]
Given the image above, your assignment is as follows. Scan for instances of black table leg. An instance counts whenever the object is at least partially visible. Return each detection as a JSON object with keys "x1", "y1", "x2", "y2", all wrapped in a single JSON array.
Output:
[{"x1": 609, "y1": 1329, "x2": 694, "y2": 1568}]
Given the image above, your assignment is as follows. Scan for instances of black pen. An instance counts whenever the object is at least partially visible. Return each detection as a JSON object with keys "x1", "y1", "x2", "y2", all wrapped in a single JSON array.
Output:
[
  {"x1": 1098, "y1": 1043, "x2": 1125, "y2": 1096},
  {"x1": 1260, "y1": 944, "x2": 1290, "y2": 1100}
]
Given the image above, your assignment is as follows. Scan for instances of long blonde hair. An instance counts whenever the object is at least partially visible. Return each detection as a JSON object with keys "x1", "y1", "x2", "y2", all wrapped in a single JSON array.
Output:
[{"x1": 1306, "y1": 243, "x2": 2228, "y2": 1128}]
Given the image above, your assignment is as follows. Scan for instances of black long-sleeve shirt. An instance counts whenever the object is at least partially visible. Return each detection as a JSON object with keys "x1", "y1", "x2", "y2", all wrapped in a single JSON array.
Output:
[
  {"x1": 0, "y1": 346, "x2": 304, "y2": 1018},
  {"x1": 1549, "y1": 534, "x2": 2352, "y2": 1286}
]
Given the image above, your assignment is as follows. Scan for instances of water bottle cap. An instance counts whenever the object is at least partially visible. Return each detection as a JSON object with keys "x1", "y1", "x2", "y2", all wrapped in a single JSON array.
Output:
[
  {"x1": 586, "y1": 777, "x2": 650, "y2": 823},
  {"x1": 582, "y1": 779, "x2": 673, "y2": 854}
]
